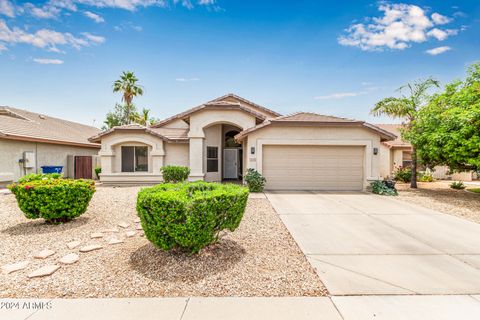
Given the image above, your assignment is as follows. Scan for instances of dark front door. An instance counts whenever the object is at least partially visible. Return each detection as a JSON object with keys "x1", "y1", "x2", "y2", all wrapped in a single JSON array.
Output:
[{"x1": 75, "y1": 156, "x2": 93, "y2": 179}]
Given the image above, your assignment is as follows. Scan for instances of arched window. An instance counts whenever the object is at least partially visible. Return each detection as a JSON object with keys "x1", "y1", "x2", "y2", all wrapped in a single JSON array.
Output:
[{"x1": 225, "y1": 130, "x2": 241, "y2": 148}]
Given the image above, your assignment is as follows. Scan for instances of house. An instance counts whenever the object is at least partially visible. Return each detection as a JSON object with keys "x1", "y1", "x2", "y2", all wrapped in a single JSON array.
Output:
[
  {"x1": 377, "y1": 124, "x2": 413, "y2": 178},
  {"x1": 0, "y1": 107, "x2": 101, "y2": 187},
  {"x1": 90, "y1": 94, "x2": 396, "y2": 191},
  {"x1": 377, "y1": 123, "x2": 477, "y2": 181}
]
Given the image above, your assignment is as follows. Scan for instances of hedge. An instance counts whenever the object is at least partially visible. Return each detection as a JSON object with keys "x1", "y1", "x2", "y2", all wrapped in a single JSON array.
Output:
[
  {"x1": 161, "y1": 165, "x2": 191, "y2": 183},
  {"x1": 8, "y1": 177, "x2": 96, "y2": 223},
  {"x1": 136, "y1": 181, "x2": 249, "y2": 253}
]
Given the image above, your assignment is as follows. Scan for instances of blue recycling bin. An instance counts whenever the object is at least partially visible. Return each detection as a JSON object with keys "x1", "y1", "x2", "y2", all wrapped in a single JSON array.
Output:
[{"x1": 41, "y1": 166, "x2": 63, "y2": 174}]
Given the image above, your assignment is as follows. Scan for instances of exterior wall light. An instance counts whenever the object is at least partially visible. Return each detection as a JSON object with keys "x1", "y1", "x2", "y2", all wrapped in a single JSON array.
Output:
[
  {"x1": 373, "y1": 147, "x2": 378, "y2": 155},
  {"x1": 251, "y1": 147, "x2": 255, "y2": 155}
]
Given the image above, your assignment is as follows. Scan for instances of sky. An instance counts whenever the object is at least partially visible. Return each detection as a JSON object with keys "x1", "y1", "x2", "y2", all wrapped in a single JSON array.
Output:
[{"x1": 0, "y1": 0, "x2": 479, "y2": 127}]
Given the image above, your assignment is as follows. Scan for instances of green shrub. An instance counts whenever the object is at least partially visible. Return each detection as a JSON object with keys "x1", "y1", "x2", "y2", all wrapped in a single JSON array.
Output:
[
  {"x1": 8, "y1": 178, "x2": 95, "y2": 223},
  {"x1": 393, "y1": 166, "x2": 412, "y2": 183},
  {"x1": 371, "y1": 180, "x2": 398, "y2": 196},
  {"x1": 94, "y1": 167, "x2": 102, "y2": 179},
  {"x1": 136, "y1": 181, "x2": 249, "y2": 253},
  {"x1": 467, "y1": 188, "x2": 480, "y2": 194},
  {"x1": 17, "y1": 173, "x2": 62, "y2": 183},
  {"x1": 161, "y1": 165, "x2": 191, "y2": 183},
  {"x1": 419, "y1": 171, "x2": 434, "y2": 182},
  {"x1": 450, "y1": 181, "x2": 466, "y2": 190},
  {"x1": 244, "y1": 168, "x2": 266, "y2": 192}
]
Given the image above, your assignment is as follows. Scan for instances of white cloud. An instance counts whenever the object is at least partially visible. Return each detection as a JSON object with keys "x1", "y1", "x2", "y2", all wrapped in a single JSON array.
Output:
[
  {"x1": 198, "y1": 0, "x2": 214, "y2": 4},
  {"x1": 0, "y1": 20, "x2": 105, "y2": 51},
  {"x1": 175, "y1": 77, "x2": 199, "y2": 82},
  {"x1": 314, "y1": 91, "x2": 364, "y2": 100},
  {"x1": 338, "y1": 3, "x2": 457, "y2": 51},
  {"x1": 76, "y1": 0, "x2": 167, "y2": 11},
  {"x1": 425, "y1": 46, "x2": 451, "y2": 55},
  {"x1": 83, "y1": 11, "x2": 104, "y2": 23},
  {"x1": 33, "y1": 58, "x2": 64, "y2": 64},
  {"x1": 0, "y1": 0, "x2": 15, "y2": 17},
  {"x1": 81, "y1": 32, "x2": 105, "y2": 44},
  {"x1": 431, "y1": 13, "x2": 452, "y2": 25}
]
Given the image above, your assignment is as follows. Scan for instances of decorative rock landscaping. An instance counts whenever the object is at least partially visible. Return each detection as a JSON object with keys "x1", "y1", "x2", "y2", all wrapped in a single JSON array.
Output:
[
  {"x1": 90, "y1": 232, "x2": 103, "y2": 239},
  {"x1": 34, "y1": 249, "x2": 55, "y2": 259},
  {"x1": 28, "y1": 265, "x2": 60, "y2": 278},
  {"x1": 59, "y1": 253, "x2": 79, "y2": 265},
  {"x1": 0, "y1": 186, "x2": 326, "y2": 298},
  {"x1": 1, "y1": 261, "x2": 29, "y2": 274}
]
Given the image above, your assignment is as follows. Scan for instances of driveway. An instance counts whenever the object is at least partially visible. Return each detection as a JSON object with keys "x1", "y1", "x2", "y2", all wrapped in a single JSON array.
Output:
[{"x1": 266, "y1": 191, "x2": 480, "y2": 295}]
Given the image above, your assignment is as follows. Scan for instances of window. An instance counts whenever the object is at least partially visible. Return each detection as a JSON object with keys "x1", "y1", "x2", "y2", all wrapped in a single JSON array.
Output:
[
  {"x1": 121, "y1": 146, "x2": 148, "y2": 172},
  {"x1": 207, "y1": 146, "x2": 218, "y2": 172},
  {"x1": 402, "y1": 151, "x2": 412, "y2": 168}
]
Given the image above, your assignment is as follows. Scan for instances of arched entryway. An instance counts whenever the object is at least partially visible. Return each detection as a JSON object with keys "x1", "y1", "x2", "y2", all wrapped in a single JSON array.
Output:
[{"x1": 223, "y1": 127, "x2": 243, "y2": 180}]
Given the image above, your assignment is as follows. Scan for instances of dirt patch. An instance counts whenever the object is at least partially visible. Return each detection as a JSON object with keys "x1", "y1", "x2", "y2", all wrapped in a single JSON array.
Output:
[{"x1": 396, "y1": 181, "x2": 480, "y2": 223}]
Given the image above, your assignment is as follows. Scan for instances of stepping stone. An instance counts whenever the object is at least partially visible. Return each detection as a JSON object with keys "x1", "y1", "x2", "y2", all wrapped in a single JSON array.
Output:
[
  {"x1": 59, "y1": 253, "x2": 79, "y2": 265},
  {"x1": 133, "y1": 217, "x2": 140, "y2": 223},
  {"x1": 28, "y1": 265, "x2": 60, "y2": 278},
  {"x1": 34, "y1": 249, "x2": 55, "y2": 259},
  {"x1": 108, "y1": 238, "x2": 124, "y2": 245},
  {"x1": 118, "y1": 222, "x2": 129, "y2": 228},
  {"x1": 126, "y1": 231, "x2": 136, "y2": 238},
  {"x1": 79, "y1": 244, "x2": 103, "y2": 253},
  {"x1": 2, "y1": 261, "x2": 30, "y2": 274},
  {"x1": 102, "y1": 228, "x2": 119, "y2": 233},
  {"x1": 66, "y1": 240, "x2": 81, "y2": 249},
  {"x1": 90, "y1": 232, "x2": 103, "y2": 239},
  {"x1": 135, "y1": 224, "x2": 143, "y2": 231}
]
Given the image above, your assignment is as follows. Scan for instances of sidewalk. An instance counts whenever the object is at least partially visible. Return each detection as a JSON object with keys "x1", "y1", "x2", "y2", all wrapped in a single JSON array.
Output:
[{"x1": 3, "y1": 296, "x2": 480, "y2": 320}]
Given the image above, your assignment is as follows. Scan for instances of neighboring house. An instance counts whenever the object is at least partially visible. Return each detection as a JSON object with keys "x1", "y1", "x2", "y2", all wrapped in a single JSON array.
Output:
[
  {"x1": 377, "y1": 123, "x2": 477, "y2": 181},
  {"x1": 90, "y1": 94, "x2": 396, "y2": 190},
  {"x1": 0, "y1": 107, "x2": 101, "y2": 187},
  {"x1": 377, "y1": 124, "x2": 413, "y2": 178}
]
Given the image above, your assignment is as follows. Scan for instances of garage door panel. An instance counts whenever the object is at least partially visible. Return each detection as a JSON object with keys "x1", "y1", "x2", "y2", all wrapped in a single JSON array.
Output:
[{"x1": 262, "y1": 145, "x2": 364, "y2": 191}]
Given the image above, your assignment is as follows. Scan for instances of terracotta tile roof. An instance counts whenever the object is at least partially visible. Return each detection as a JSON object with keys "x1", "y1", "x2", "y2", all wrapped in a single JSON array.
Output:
[
  {"x1": 376, "y1": 124, "x2": 412, "y2": 148},
  {"x1": 0, "y1": 106, "x2": 101, "y2": 148},
  {"x1": 151, "y1": 94, "x2": 276, "y2": 128},
  {"x1": 89, "y1": 124, "x2": 189, "y2": 143},
  {"x1": 235, "y1": 112, "x2": 397, "y2": 142}
]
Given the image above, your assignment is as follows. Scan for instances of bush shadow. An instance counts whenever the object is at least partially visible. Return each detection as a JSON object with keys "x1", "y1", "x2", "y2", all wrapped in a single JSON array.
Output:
[
  {"x1": 1, "y1": 216, "x2": 90, "y2": 236},
  {"x1": 130, "y1": 238, "x2": 246, "y2": 283}
]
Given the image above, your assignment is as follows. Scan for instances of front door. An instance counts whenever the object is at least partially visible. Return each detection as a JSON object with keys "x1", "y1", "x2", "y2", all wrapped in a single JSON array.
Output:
[{"x1": 224, "y1": 149, "x2": 238, "y2": 179}]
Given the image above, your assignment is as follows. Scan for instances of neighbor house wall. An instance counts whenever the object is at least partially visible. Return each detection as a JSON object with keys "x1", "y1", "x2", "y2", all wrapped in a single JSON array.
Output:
[
  {"x1": 244, "y1": 126, "x2": 384, "y2": 188},
  {"x1": 0, "y1": 139, "x2": 99, "y2": 186}
]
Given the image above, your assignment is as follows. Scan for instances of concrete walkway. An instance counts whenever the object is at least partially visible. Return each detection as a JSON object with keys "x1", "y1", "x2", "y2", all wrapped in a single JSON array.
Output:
[{"x1": 4, "y1": 296, "x2": 480, "y2": 319}]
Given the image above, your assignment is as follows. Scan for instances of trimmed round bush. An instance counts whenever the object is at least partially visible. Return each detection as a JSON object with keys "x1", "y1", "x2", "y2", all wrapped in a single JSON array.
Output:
[
  {"x1": 161, "y1": 165, "x2": 191, "y2": 183},
  {"x1": 8, "y1": 178, "x2": 96, "y2": 223},
  {"x1": 136, "y1": 182, "x2": 249, "y2": 253}
]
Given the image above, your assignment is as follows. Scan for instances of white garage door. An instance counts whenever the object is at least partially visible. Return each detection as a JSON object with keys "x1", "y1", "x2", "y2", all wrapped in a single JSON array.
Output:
[{"x1": 262, "y1": 145, "x2": 364, "y2": 191}]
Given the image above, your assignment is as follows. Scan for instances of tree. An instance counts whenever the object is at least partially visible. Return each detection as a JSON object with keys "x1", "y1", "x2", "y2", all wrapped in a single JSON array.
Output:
[
  {"x1": 406, "y1": 63, "x2": 480, "y2": 172},
  {"x1": 371, "y1": 77, "x2": 440, "y2": 188},
  {"x1": 131, "y1": 108, "x2": 156, "y2": 126},
  {"x1": 102, "y1": 103, "x2": 139, "y2": 130},
  {"x1": 112, "y1": 71, "x2": 144, "y2": 122}
]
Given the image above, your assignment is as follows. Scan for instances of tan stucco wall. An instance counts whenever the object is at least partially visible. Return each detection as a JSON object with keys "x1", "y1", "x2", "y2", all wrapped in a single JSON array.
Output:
[
  {"x1": 0, "y1": 139, "x2": 98, "y2": 185},
  {"x1": 161, "y1": 118, "x2": 189, "y2": 129},
  {"x1": 203, "y1": 124, "x2": 222, "y2": 182},
  {"x1": 220, "y1": 96, "x2": 277, "y2": 119},
  {"x1": 164, "y1": 142, "x2": 189, "y2": 167},
  {"x1": 379, "y1": 144, "x2": 393, "y2": 178},
  {"x1": 244, "y1": 125, "x2": 384, "y2": 188}
]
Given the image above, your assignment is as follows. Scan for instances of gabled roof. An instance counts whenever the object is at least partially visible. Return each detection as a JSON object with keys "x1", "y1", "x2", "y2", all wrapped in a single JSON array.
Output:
[
  {"x1": 151, "y1": 93, "x2": 279, "y2": 128},
  {"x1": 88, "y1": 124, "x2": 189, "y2": 143},
  {"x1": 235, "y1": 112, "x2": 397, "y2": 141},
  {"x1": 0, "y1": 106, "x2": 101, "y2": 148},
  {"x1": 376, "y1": 124, "x2": 412, "y2": 148}
]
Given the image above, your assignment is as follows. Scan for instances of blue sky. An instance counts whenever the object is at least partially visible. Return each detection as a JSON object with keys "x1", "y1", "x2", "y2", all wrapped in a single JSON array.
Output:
[{"x1": 0, "y1": 0, "x2": 479, "y2": 127}]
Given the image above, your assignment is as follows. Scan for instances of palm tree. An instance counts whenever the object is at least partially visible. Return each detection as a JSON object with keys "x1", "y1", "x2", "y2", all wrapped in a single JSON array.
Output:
[
  {"x1": 113, "y1": 71, "x2": 144, "y2": 122},
  {"x1": 371, "y1": 78, "x2": 440, "y2": 188},
  {"x1": 132, "y1": 108, "x2": 152, "y2": 126}
]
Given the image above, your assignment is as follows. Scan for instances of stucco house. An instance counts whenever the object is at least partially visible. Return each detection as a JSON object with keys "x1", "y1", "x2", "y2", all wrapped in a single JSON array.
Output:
[
  {"x1": 90, "y1": 94, "x2": 396, "y2": 191},
  {"x1": 377, "y1": 123, "x2": 477, "y2": 182},
  {"x1": 0, "y1": 107, "x2": 101, "y2": 187}
]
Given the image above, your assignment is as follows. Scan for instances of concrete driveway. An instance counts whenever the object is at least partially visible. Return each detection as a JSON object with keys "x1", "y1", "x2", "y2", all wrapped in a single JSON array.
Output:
[{"x1": 266, "y1": 191, "x2": 480, "y2": 296}]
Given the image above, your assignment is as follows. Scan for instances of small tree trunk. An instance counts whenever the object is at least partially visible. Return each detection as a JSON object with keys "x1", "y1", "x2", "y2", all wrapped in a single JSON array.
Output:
[{"x1": 410, "y1": 147, "x2": 418, "y2": 189}]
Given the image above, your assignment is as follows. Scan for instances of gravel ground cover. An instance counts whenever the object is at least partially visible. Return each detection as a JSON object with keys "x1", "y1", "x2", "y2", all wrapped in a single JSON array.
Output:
[
  {"x1": 0, "y1": 186, "x2": 326, "y2": 298},
  {"x1": 396, "y1": 181, "x2": 480, "y2": 223}
]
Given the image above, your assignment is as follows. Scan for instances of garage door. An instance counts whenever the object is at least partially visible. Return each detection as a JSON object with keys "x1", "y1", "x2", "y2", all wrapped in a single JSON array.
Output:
[{"x1": 262, "y1": 145, "x2": 364, "y2": 191}]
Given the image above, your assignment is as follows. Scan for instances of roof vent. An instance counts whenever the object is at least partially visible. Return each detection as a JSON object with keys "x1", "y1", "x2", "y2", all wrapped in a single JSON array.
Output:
[{"x1": 39, "y1": 115, "x2": 46, "y2": 119}]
